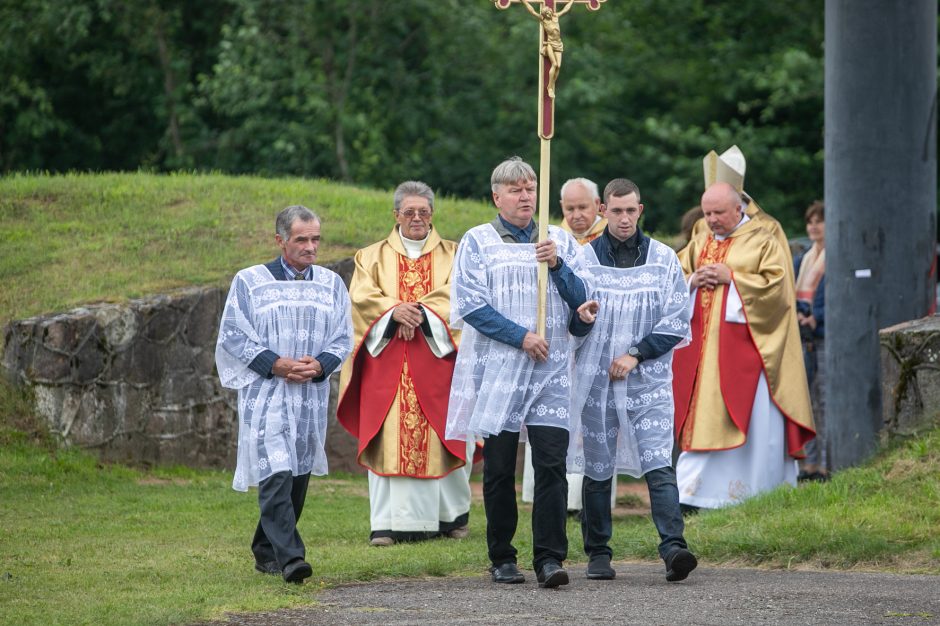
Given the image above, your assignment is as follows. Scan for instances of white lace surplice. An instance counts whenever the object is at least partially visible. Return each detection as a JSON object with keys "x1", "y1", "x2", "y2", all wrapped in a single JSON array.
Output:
[
  {"x1": 445, "y1": 224, "x2": 592, "y2": 440},
  {"x1": 568, "y1": 241, "x2": 690, "y2": 480},
  {"x1": 216, "y1": 264, "x2": 353, "y2": 491}
]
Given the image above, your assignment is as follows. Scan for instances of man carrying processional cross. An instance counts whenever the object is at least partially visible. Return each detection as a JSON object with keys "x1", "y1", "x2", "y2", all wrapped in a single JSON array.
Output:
[{"x1": 445, "y1": 157, "x2": 593, "y2": 589}]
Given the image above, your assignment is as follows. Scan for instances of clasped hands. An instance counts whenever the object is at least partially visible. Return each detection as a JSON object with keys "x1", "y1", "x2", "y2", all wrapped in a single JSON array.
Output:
[
  {"x1": 392, "y1": 302, "x2": 424, "y2": 341},
  {"x1": 273, "y1": 356, "x2": 322, "y2": 383},
  {"x1": 689, "y1": 263, "x2": 731, "y2": 290},
  {"x1": 575, "y1": 299, "x2": 637, "y2": 380}
]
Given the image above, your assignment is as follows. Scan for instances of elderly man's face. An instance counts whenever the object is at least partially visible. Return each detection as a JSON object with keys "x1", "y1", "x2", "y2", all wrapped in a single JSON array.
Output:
[
  {"x1": 702, "y1": 193, "x2": 742, "y2": 237},
  {"x1": 395, "y1": 195, "x2": 433, "y2": 240},
  {"x1": 603, "y1": 192, "x2": 644, "y2": 241},
  {"x1": 561, "y1": 183, "x2": 600, "y2": 234},
  {"x1": 493, "y1": 178, "x2": 537, "y2": 228},
  {"x1": 276, "y1": 219, "x2": 321, "y2": 271}
]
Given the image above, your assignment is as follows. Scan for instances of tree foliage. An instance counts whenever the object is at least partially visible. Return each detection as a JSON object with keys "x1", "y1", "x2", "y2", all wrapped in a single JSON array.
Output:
[{"x1": 0, "y1": 0, "x2": 837, "y2": 233}]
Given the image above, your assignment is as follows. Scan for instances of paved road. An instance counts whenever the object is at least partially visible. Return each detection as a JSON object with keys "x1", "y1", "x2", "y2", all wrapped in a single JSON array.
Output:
[{"x1": 201, "y1": 562, "x2": 940, "y2": 625}]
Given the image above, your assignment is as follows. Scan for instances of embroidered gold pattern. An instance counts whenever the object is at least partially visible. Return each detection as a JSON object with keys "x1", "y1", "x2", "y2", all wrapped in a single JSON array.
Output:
[
  {"x1": 397, "y1": 253, "x2": 434, "y2": 476},
  {"x1": 681, "y1": 236, "x2": 735, "y2": 449}
]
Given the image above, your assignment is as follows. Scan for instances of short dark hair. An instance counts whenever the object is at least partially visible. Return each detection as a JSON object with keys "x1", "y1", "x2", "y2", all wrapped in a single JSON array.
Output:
[
  {"x1": 804, "y1": 200, "x2": 824, "y2": 223},
  {"x1": 603, "y1": 178, "x2": 641, "y2": 204}
]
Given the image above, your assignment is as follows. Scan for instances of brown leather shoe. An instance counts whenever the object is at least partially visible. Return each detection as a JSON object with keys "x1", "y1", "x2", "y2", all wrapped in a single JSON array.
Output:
[{"x1": 447, "y1": 525, "x2": 470, "y2": 539}]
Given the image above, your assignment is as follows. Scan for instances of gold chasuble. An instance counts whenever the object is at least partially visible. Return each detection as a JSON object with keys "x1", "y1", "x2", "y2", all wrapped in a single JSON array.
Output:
[
  {"x1": 672, "y1": 218, "x2": 814, "y2": 456},
  {"x1": 560, "y1": 216, "x2": 608, "y2": 245},
  {"x1": 338, "y1": 227, "x2": 476, "y2": 478}
]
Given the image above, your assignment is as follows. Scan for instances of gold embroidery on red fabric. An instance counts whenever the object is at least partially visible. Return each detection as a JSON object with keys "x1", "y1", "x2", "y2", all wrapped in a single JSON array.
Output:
[
  {"x1": 682, "y1": 237, "x2": 735, "y2": 449},
  {"x1": 398, "y1": 253, "x2": 433, "y2": 302},
  {"x1": 396, "y1": 252, "x2": 433, "y2": 476},
  {"x1": 398, "y1": 360, "x2": 429, "y2": 476}
]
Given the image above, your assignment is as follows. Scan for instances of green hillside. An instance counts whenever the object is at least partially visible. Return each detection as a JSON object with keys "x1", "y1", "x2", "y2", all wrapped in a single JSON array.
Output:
[{"x1": 0, "y1": 172, "x2": 496, "y2": 325}]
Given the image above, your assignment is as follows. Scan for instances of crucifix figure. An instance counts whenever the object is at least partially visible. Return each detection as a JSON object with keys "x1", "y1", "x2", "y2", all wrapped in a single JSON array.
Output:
[
  {"x1": 495, "y1": 0, "x2": 606, "y2": 336},
  {"x1": 520, "y1": 0, "x2": 575, "y2": 99}
]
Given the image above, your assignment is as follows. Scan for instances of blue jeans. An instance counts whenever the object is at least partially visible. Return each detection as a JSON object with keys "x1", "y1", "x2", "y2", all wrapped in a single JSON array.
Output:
[{"x1": 581, "y1": 466, "x2": 687, "y2": 561}]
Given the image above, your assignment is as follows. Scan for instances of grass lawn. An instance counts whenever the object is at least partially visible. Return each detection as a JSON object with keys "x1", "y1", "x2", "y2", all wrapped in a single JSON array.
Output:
[
  {"x1": 0, "y1": 172, "x2": 497, "y2": 327},
  {"x1": 1, "y1": 381, "x2": 938, "y2": 626}
]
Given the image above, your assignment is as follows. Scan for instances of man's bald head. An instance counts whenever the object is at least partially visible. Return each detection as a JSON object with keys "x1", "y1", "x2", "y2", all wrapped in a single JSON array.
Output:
[{"x1": 701, "y1": 182, "x2": 744, "y2": 237}]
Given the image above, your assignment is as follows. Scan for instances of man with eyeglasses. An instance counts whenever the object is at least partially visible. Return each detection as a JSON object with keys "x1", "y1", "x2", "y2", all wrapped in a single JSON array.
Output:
[
  {"x1": 338, "y1": 181, "x2": 480, "y2": 546},
  {"x1": 445, "y1": 156, "x2": 592, "y2": 589},
  {"x1": 568, "y1": 178, "x2": 697, "y2": 583}
]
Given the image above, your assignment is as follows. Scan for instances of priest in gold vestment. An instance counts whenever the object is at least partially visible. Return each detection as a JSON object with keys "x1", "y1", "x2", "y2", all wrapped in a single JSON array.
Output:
[
  {"x1": 337, "y1": 181, "x2": 479, "y2": 545},
  {"x1": 691, "y1": 145, "x2": 795, "y2": 283},
  {"x1": 672, "y1": 182, "x2": 815, "y2": 509}
]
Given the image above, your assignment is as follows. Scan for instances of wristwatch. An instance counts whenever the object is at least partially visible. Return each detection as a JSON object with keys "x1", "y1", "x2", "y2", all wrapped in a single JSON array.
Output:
[{"x1": 627, "y1": 346, "x2": 644, "y2": 363}]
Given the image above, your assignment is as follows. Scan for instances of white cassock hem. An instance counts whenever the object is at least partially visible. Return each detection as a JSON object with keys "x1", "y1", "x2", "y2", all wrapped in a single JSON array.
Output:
[
  {"x1": 369, "y1": 440, "x2": 474, "y2": 531},
  {"x1": 676, "y1": 373, "x2": 798, "y2": 509}
]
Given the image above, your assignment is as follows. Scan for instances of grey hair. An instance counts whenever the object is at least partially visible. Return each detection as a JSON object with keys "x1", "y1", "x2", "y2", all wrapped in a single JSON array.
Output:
[
  {"x1": 491, "y1": 156, "x2": 537, "y2": 192},
  {"x1": 393, "y1": 180, "x2": 435, "y2": 211},
  {"x1": 603, "y1": 178, "x2": 642, "y2": 204},
  {"x1": 276, "y1": 205, "x2": 320, "y2": 240},
  {"x1": 560, "y1": 177, "x2": 599, "y2": 202}
]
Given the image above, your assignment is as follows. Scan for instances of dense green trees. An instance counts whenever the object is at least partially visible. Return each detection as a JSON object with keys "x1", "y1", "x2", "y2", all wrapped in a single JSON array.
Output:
[{"x1": 1, "y1": 0, "x2": 831, "y2": 233}]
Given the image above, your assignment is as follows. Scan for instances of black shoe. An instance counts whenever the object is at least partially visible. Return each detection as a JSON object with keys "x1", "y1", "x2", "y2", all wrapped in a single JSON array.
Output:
[
  {"x1": 586, "y1": 554, "x2": 616, "y2": 580},
  {"x1": 282, "y1": 558, "x2": 313, "y2": 584},
  {"x1": 537, "y1": 562, "x2": 570, "y2": 588},
  {"x1": 664, "y1": 548, "x2": 698, "y2": 582},
  {"x1": 254, "y1": 560, "x2": 280, "y2": 575},
  {"x1": 679, "y1": 503, "x2": 699, "y2": 517},
  {"x1": 489, "y1": 562, "x2": 525, "y2": 584}
]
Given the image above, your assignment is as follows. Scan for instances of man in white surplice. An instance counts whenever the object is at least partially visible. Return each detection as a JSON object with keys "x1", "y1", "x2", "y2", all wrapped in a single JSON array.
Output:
[
  {"x1": 445, "y1": 157, "x2": 592, "y2": 589},
  {"x1": 216, "y1": 205, "x2": 352, "y2": 584},
  {"x1": 568, "y1": 178, "x2": 697, "y2": 584}
]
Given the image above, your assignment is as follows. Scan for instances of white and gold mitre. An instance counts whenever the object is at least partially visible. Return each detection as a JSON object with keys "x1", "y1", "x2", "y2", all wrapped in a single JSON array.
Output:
[{"x1": 703, "y1": 145, "x2": 746, "y2": 192}]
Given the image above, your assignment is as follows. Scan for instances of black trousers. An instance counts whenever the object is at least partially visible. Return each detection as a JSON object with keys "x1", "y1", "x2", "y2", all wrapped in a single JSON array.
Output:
[
  {"x1": 251, "y1": 471, "x2": 310, "y2": 568},
  {"x1": 483, "y1": 425, "x2": 569, "y2": 573}
]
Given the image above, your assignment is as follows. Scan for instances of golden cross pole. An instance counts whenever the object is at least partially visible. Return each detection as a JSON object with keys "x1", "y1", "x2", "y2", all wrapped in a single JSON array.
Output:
[{"x1": 494, "y1": 0, "x2": 607, "y2": 337}]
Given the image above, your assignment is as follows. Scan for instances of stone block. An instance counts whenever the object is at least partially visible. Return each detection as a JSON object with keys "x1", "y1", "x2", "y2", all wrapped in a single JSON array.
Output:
[
  {"x1": 94, "y1": 306, "x2": 138, "y2": 352},
  {"x1": 73, "y1": 330, "x2": 107, "y2": 383},
  {"x1": 184, "y1": 289, "x2": 223, "y2": 347},
  {"x1": 879, "y1": 314, "x2": 940, "y2": 435},
  {"x1": 29, "y1": 345, "x2": 72, "y2": 383},
  {"x1": 124, "y1": 340, "x2": 164, "y2": 384},
  {"x1": 140, "y1": 298, "x2": 179, "y2": 343}
]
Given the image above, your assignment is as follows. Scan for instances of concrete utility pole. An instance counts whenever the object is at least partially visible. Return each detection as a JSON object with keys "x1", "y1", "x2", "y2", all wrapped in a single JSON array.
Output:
[{"x1": 824, "y1": 0, "x2": 937, "y2": 469}]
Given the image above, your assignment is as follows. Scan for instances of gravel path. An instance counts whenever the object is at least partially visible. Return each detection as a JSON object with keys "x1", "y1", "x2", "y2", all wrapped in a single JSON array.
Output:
[{"x1": 198, "y1": 562, "x2": 940, "y2": 626}]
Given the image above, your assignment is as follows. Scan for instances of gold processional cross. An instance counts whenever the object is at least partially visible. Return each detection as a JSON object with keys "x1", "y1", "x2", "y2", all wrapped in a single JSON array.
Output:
[{"x1": 494, "y1": 0, "x2": 607, "y2": 336}]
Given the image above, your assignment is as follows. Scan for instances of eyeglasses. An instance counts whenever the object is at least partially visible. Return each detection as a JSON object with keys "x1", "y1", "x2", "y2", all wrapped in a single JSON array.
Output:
[{"x1": 397, "y1": 209, "x2": 432, "y2": 219}]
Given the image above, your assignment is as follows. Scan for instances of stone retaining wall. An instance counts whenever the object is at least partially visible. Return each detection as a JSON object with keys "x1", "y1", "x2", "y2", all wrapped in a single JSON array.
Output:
[
  {"x1": 879, "y1": 314, "x2": 940, "y2": 436},
  {"x1": 1, "y1": 258, "x2": 363, "y2": 473}
]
